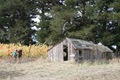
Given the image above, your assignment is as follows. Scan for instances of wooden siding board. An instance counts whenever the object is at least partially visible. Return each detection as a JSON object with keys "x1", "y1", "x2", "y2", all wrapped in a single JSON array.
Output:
[
  {"x1": 59, "y1": 42, "x2": 63, "y2": 61},
  {"x1": 56, "y1": 45, "x2": 58, "y2": 61},
  {"x1": 53, "y1": 47, "x2": 55, "y2": 61},
  {"x1": 48, "y1": 38, "x2": 113, "y2": 62},
  {"x1": 58, "y1": 43, "x2": 60, "y2": 61},
  {"x1": 68, "y1": 42, "x2": 70, "y2": 58},
  {"x1": 48, "y1": 49, "x2": 53, "y2": 61},
  {"x1": 56, "y1": 42, "x2": 63, "y2": 61}
]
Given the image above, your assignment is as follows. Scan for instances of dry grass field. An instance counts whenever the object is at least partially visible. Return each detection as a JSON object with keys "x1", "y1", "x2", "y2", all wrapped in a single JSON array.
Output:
[
  {"x1": 0, "y1": 43, "x2": 120, "y2": 80},
  {"x1": 0, "y1": 43, "x2": 49, "y2": 58},
  {"x1": 0, "y1": 58, "x2": 120, "y2": 80}
]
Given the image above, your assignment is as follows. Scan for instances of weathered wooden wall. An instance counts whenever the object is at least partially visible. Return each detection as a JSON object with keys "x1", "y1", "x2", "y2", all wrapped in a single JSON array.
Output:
[
  {"x1": 74, "y1": 49, "x2": 94, "y2": 62},
  {"x1": 48, "y1": 38, "x2": 113, "y2": 62},
  {"x1": 48, "y1": 42, "x2": 63, "y2": 62},
  {"x1": 68, "y1": 41, "x2": 76, "y2": 61},
  {"x1": 74, "y1": 49, "x2": 113, "y2": 62}
]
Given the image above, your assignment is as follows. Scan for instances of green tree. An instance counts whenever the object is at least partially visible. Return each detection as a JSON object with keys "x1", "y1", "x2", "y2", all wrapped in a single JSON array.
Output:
[
  {"x1": 67, "y1": 0, "x2": 95, "y2": 41},
  {"x1": 47, "y1": 0, "x2": 78, "y2": 44},
  {"x1": 36, "y1": 0, "x2": 64, "y2": 44},
  {"x1": 0, "y1": 0, "x2": 38, "y2": 45},
  {"x1": 36, "y1": 0, "x2": 52, "y2": 44},
  {"x1": 109, "y1": 0, "x2": 120, "y2": 57},
  {"x1": 36, "y1": 0, "x2": 120, "y2": 57}
]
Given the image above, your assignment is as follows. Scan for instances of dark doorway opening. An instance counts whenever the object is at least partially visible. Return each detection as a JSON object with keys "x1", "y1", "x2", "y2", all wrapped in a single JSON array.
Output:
[
  {"x1": 78, "y1": 50, "x2": 83, "y2": 61},
  {"x1": 79, "y1": 50, "x2": 82, "y2": 56},
  {"x1": 63, "y1": 45, "x2": 68, "y2": 61}
]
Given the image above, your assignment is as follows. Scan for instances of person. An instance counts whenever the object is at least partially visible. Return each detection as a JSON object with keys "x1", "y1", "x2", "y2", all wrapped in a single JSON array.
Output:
[
  {"x1": 17, "y1": 49, "x2": 22, "y2": 62},
  {"x1": 13, "y1": 50, "x2": 17, "y2": 62}
]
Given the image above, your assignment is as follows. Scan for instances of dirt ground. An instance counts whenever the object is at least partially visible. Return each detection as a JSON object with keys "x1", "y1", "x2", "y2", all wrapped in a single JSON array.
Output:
[{"x1": 0, "y1": 59, "x2": 120, "y2": 80}]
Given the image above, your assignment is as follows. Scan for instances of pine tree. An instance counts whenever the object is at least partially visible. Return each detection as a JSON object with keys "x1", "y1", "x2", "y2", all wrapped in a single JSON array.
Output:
[
  {"x1": 109, "y1": 0, "x2": 120, "y2": 56},
  {"x1": 47, "y1": 0, "x2": 78, "y2": 44},
  {"x1": 36, "y1": 0, "x2": 52, "y2": 44},
  {"x1": 36, "y1": 0, "x2": 64, "y2": 44},
  {"x1": 67, "y1": 0, "x2": 95, "y2": 41},
  {"x1": 34, "y1": 0, "x2": 120, "y2": 58},
  {"x1": 0, "y1": 0, "x2": 38, "y2": 45}
]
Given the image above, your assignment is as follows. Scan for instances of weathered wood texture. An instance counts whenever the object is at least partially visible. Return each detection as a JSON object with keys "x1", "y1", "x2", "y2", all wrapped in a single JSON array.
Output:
[
  {"x1": 48, "y1": 38, "x2": 113, "y2": 62},
  {"x1": 48, "y1": 42, "x2": 63, "y2": 62}
]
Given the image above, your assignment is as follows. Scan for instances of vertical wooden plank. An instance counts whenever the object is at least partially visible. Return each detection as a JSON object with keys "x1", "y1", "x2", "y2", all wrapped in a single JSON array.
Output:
[
  {"x1": 49, "y1": 50, "x2": 51, "y2": 61},
  {"x1": 82, "y1": 50, "x2": 84, "y2": 60},
  {"x1": 52, "y1": 48, "x2": 54, "y2": 61},
  {"x1": 53, "y1": 47, "x2": 55, "y2": 61},
  {"x1": 58, "y1": 44, "x2": 59, "y2": 61},
  {"x1": 48, "y1": 50, "x2": 50, "y2": 61},
  {"x1": 61, "y1": 42, "x2": 63, "y2": 61},
  {"x1": 84, "y1": 50, "x2": 86, "y2": 60},
  {"x1": 69, "y1": 42, "x2": 72, "y2": 56},
  {"x1": 60, "y1": 42, "x2": 63, "y2": 61},
  {"x1": 55, "y1": 45, "x2": 57, "y2": 61},
  {"x1": 58, "y1": 42, "x2": 63, "y2": 62},
  {"x1": 70, "y1": 43, "x2": 72, "y2": 60},
  {"x1": 67, "y1": 42, "x2": 69, "y2": 60},
  {"x1": 56, "y1": 45, "x2": 58, "y2": 61},
  {"x1": 68, "y1": 42, "x2": 74, "y2": 62},
  {"x1": 51, "y1": 49, "x2": 53, "y2": 61},
  {"x1": 50, "y1": 49, "x2": 52, "y2": 61},
  {"x1": 88, "y1": 50, "x2": 89, "y2": 60},
  {"x1": 58, "y1": 43, "x2": 60, "y2": 61},
  {"x1": 89, "y1": 50, "x2": 91, "y2": 59},
  {"x1": 86, "y1": 50, "x2": 88, "y2": 60},
  {"x1": 54, "y1": 47, "x2": 56, "y2": 61},
  {"x1": 48, "y1": 49, "x2": 51, "y2": 61}
]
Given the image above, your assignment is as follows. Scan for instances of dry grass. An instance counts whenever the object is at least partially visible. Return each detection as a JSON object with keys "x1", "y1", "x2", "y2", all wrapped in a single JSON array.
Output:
[
  {"x1": 0, "y1": 58, "x2": 120, "y2": 80},
  {"x1": 0, "y1": 43, "x2": 49, "y2": 58},
  {"x1": 0, "y1": 43, "x2": 120, "y2": 80}
]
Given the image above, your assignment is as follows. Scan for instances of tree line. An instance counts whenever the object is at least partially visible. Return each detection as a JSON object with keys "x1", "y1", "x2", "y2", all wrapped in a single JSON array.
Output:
[{"x1": 0, "y1": 0, "x2": 120, "y2": 57}]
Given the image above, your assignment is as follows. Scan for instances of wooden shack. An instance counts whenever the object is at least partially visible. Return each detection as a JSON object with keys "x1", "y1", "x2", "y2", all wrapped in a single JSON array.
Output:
[{"x1": 48, "y1": 37, "x2": 113, "y2": 62}]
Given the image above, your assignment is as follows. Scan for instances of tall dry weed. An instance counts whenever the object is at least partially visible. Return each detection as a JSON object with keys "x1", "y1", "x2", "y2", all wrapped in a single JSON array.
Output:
[{"x1": 0, "y1": 43, "x2": 50, "y2": 58}]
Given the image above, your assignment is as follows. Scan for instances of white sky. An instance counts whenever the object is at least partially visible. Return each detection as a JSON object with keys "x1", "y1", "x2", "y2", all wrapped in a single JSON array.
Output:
[
  {"x1": 32, "y1": 15, "x2": 40, "y2": 23},
  {"x1": 31, "y1": 15, "x2": 40, "y2": 30}
]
